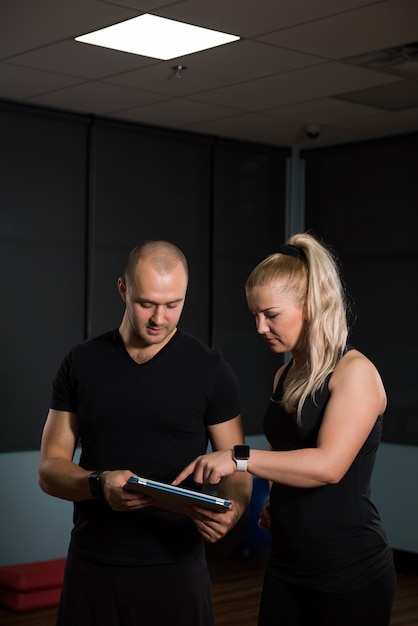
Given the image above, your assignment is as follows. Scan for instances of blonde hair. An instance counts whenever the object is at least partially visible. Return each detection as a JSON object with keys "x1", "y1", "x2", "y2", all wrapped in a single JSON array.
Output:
[{"x1": 246, "y1": 232, "x2": 348, "y2": 422}]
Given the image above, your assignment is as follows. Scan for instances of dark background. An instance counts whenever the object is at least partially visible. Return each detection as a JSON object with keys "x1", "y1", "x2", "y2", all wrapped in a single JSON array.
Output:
[
  {"x1": 0, "y1": 101, "x2": 285, "y2": 452},
  {"x1": 1, "y1": 99, "x2": 417, "y2": 451},
  {"x1": 303, "y1": 134, "x2": 418, "y2": 445}
]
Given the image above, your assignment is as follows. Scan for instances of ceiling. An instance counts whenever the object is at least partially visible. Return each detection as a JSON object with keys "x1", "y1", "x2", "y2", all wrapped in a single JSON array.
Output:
[{"x1": 2, "y1": 0, "x2": 418, "y2": 148}]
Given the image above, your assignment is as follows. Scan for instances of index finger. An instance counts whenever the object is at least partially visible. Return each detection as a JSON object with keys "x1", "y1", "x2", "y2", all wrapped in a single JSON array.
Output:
[{"x1": 172, "y1": 459, "x2": 198, "y2": 486}]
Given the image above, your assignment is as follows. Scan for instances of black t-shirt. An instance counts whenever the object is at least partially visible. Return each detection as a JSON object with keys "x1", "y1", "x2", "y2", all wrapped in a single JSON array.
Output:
[
  {"x1": 51, "y1": 329, "x2": 240, "y2": 566},
  {"x1": 264, "y1": 355, "x2": 393, "y2": 592}
]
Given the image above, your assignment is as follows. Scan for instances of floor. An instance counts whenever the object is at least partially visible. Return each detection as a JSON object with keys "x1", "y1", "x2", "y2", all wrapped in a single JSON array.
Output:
[{"x1": 0, "y1": 554, "x2": 417, "y2": 625}]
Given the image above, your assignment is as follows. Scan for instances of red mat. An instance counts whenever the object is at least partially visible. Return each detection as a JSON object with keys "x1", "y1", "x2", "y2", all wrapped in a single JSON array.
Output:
[{"x1": 0, "y1": 558, "x2": 65, "y2": 612}]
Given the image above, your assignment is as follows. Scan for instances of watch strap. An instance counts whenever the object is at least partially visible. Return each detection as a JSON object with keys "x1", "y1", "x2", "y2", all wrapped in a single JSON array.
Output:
[
  {"x1": 88, "y1": 470, "x2": 105, "y2": 498},
  {"x1": 235, "y1": 458, "x2": 248, "y2": 472}
]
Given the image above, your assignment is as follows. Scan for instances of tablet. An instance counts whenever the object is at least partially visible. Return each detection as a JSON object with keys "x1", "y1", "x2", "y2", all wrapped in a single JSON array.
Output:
[{"x1": 123, "y1": 476, "x2": 231, "y2": 513}]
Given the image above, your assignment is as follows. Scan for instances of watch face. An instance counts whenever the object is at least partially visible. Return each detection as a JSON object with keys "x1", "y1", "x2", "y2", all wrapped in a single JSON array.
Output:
[{"x1": 234, "y1": 445, "x2": 250, "y2": 459}]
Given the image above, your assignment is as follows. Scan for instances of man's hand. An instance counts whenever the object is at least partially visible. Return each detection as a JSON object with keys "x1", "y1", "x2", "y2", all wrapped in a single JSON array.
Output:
[
  {"x1": 184, "y1": 500, "x2": 241, "y2": 543},
  {"x1": 173, "y1": 446, "x2": 252, "y2": 542},
  {"x1": 101, "y1": 470, "x2": 153, "y2": 511}
]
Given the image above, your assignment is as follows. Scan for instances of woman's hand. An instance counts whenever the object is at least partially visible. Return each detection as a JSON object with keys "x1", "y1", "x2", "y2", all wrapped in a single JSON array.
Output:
[
  {"x1": 172, "y1": 450, "x2": 236, "y2": 486},
  {"x1": 258, "y1": 495, "x2": 271, "y2": 532}
]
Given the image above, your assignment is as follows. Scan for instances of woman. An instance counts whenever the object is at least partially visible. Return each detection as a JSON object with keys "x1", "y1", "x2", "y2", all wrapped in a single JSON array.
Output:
[{"x1": 174, "y1": 232, "x2": 396, "y2": 626}]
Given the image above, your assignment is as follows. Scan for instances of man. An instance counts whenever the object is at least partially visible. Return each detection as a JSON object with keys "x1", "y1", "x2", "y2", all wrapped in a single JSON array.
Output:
[{"x1": 39, "y1": 240, "x2": 252, "y2": 626}]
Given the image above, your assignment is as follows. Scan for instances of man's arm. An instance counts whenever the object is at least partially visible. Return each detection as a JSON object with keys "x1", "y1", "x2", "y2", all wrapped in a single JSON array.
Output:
[
  {"x1": 38, "y1": 408, "x2": 91, "y2": 501},
  {"x1": 38, "y1": 409, "x2": 152, "y2": 510}
]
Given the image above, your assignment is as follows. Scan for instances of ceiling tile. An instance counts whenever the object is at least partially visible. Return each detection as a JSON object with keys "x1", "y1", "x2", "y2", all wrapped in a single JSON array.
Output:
[
  {"x1": 0, "y1": 63, "x2": 83, "y2": 100},
  {"x1": 185, "y1": 114, "x2": 367, "y2": 148},
  {"x1": 105, "y1": 40, "x2": 323, "y2": 96},
  {"x1": 26, "y1": 82, "x2": 170, "y2": 115},
  {"x1": 267, "y1": 97, "x2": 383, "y2": 123},
  {"x1": 336, "y1": 80, "x2": 418, "y2": 111},
  {"x1": 0, "y1": 0, "x2": 137, "y2": 57},
  {"x1": 182, "y1": 112, "x2": 299, "y2": 137},
  {"x1": 331, "y1": 106, "x2": 418, "y2": 136},
  {"x1": 257, "y1": 124, "x2": 367, "y2": 148},
  {"x1": 112, "y1": 97, "x2": 243, "y2": 127},
  {"x1": 189, "y1": 62, "x2": 401, "y2": 111},
  {"x1": 107, "y1": 0, "x2": 186, "y2": 11},
  {"x1": 257, "y1": 0, "x2": 418, "y2": 60},
  {"x1": 5, "y1": 40, "x2": 158, "y2": 79},
  {"x1": 157, "y1": 0, "x2": 378, "y2": 38}
]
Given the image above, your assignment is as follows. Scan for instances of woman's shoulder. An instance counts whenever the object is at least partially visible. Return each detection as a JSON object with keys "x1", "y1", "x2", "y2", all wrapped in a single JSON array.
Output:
[
  {"x1": 330, "y1": 348, "x2": 386, "y2": 411},
  {"x1": 339, "y1": 347, "x2": 376, "y2": 369},
  {"x1": 333, "y1": 348, "x2": 380, "y2": 378}
]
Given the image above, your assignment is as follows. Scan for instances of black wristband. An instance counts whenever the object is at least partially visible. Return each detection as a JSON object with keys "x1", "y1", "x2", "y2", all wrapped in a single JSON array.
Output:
[{"x1": 88, "y1": 470, "x2": 105, "y2": 498}]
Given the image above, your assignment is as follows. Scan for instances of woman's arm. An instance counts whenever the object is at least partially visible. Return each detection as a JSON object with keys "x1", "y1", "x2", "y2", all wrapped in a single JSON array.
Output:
[{"x1": 173, "y1": 351, "x2": 386, "y2": 488}]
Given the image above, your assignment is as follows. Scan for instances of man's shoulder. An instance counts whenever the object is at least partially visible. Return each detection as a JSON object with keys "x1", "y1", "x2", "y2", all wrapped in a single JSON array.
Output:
[
  {"x1": 175, "y1": 330, "x2": 234, "y2": 374},
  {"x1": 176, "y1": 330, "x2": 218, "y2": 357},
  {"x1": 70, "y1": 329, "x2": 118, "y2": 356}
]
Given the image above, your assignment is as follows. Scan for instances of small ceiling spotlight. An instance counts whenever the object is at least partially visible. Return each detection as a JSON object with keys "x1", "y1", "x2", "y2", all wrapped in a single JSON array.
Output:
[
  {"x1": 172, "y1": 64, "x2": 187, "y2": 78},
  {"x1": 304, "y1": 123, "x2": 320, "y2": 140}
]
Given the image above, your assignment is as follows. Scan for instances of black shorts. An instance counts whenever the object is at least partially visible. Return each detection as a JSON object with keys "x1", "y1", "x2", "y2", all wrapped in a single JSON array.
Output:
[{"x1": 57, "y1": 553, "x2": 215, "y2": 626}]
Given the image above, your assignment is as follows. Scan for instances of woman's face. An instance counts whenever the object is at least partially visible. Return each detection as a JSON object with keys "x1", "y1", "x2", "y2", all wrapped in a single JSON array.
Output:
[{"x1": 246, "y1": 282, "x2": 306, "y2": 355}]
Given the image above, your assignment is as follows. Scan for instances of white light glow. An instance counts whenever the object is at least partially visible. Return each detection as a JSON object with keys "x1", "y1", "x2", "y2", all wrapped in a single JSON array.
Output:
[{"x1": 75, "y1": 14, "x2": 240, "y2": 60}]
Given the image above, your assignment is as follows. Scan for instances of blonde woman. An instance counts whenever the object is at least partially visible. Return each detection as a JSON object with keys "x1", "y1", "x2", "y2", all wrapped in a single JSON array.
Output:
[{"x1": 174, "y1": 232, "x2": 396, "y2": 626}]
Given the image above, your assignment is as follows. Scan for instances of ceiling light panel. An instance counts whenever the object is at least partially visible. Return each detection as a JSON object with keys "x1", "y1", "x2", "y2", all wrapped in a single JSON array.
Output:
[{"x1": 75, "y1": 14, "x2": 240, "y2": 60}]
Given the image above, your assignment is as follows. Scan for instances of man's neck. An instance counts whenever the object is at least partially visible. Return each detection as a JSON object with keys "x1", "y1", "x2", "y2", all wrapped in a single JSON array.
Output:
[{"x1": 118, "y1": 326, "x2": 177, "y2": 364}]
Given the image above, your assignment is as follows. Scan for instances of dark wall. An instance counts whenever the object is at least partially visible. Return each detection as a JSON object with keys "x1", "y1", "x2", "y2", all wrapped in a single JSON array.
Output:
[
  {"x1": 0, "y1": 103, "x2": 88, "y2": 452},
  {"x1": 0, "y1": 101, "x2": 289, "y2": 452},
  {"x1": 212, "y1": 141, "x2": 285, "y2": 433},
  {"x1": 87, "y1": 118, "x2": 214, "y2": 340},
  {"x1": 303, "y1": 133, "x2": 418, "y2": 445}
]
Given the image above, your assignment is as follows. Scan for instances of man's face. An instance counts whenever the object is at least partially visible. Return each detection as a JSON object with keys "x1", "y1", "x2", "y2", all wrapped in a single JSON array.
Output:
[{"x1": 119, "y1": 259, "x2": 188, "y2": 348}]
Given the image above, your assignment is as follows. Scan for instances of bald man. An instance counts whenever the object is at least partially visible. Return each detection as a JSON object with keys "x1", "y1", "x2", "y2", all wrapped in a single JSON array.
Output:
[{"x1": 39, "y1": 240, "x2": 252, "y2": 626}]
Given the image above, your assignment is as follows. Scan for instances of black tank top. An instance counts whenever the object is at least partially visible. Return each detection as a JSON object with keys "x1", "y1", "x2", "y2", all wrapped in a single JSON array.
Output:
[{"x1": 263, "y1": 350, "x2": 393, "y2": 592}]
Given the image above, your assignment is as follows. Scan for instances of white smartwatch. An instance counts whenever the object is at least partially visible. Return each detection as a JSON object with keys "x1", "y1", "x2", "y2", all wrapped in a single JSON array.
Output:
[{"x1": 233, "y1": 445, "x2": 250, "y2": 471}]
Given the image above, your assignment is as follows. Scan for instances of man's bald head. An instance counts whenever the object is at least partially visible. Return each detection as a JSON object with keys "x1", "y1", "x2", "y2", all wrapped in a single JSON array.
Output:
[{"x1": 124, "y1": 240, "x2": 188, "y2": 283}]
